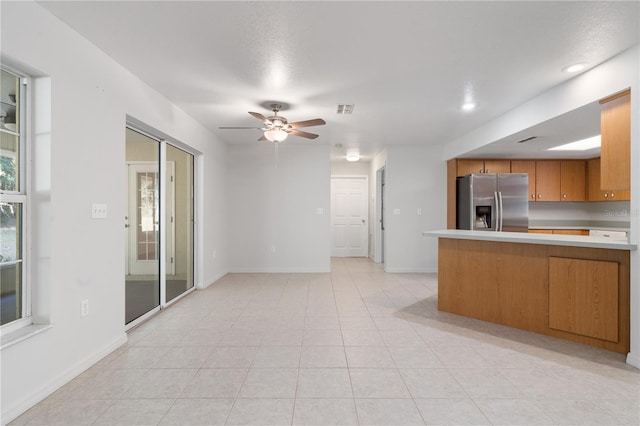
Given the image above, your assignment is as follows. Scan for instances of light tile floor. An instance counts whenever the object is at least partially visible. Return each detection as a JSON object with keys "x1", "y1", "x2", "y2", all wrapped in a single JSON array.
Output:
[{"x1": 11, "y1": 258, "x2": 640, "y2": 425}]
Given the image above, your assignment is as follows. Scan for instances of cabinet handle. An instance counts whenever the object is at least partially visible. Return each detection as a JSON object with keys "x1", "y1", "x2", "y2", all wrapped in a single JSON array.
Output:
[
  {"x1": 562, "y1": 194, "x2": 567, "y2": 199},
  {"x1": 485, "y1": 169, "x2": 489, "y2": 173},
  {"x1": 537, "y1": 194, "x2": 542, "y2": 199},
  {"x1": 610, "y1": 192, "x2": 615, "y2": 199},
  {"x1": 531, "y1": 194, "x2": 535, "y2": 199},
  {"x1": 480, "y1": 169, "x2": 484, "y2": 173},
  {"x1": 604, "y1": 192, "x2": 608, "y2": 198}
]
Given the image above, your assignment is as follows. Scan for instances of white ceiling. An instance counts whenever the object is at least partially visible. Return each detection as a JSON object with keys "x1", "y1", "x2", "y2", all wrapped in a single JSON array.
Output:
[{"x1": 39, "y1": 1, "x2": 639, "y2": 162}]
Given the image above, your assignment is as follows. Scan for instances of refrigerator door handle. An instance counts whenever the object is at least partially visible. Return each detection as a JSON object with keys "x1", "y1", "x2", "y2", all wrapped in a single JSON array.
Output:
[
  {"x1": 494, "y1": 191, "x2": 500, "y2": 231},
  {"x1": 498, "y1": 191, "x2": 504, "y2": 231}
]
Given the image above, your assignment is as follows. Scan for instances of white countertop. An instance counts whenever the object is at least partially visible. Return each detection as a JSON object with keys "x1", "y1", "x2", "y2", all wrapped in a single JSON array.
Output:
[{"x1": 423, "y1": 229, "x2": 637, "y2": 251}]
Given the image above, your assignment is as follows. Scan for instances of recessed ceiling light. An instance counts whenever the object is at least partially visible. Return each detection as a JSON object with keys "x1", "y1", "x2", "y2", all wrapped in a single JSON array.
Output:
[
  {"x1": 548, "y1": 135, "x2": 600, "y2": 151},
  {"x1": 562, "y1": 63, "x2": 588, "y2": 73},
  {"x1": 461, "y1": 102, "x2": 476, "y2": 111}
]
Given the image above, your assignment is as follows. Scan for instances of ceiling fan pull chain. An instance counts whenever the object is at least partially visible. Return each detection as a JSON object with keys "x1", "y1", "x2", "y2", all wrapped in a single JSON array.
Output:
[{"x1": 274, "y1": 142, "x2": 279, "y2": 169}]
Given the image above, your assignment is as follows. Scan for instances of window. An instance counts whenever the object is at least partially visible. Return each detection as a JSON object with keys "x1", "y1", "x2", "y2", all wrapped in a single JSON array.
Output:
[{"x1": 1, "y1": 68, "x2": 28, "y2": 328}]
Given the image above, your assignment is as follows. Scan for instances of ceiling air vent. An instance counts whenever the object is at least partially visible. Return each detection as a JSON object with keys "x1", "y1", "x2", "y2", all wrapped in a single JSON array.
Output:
[
  {"x1": 517, "y1": 136, "x2": 538, "y2": 144},
  {"x1": 336, "y1": 104, "x2": 354, "y2": 114}
]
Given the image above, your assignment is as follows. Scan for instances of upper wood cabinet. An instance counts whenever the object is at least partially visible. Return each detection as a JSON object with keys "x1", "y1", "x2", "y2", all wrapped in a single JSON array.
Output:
[
  {"x1": 483, "y1": 160, "x2": 511, "y2": 174},
  {"x1": 511, "y1": 160, "x2": 537, "y2": 202},
  {"x1": 535, "y1": 161, "x2": 561, "y2": 201},
  {"x1": 455, "y1": 159, "x2": 510, "y2": 176},
  {"x1": 560, "y1": 160, "x2": 586, "y2": 201},
  {"x1": 587, "y1": 157, "x2": 630, "y2": 201},
  {"x1": 528, "y1": 160, "x2": 585, "y2": 202},
  {"x1": 600, "y1": 90, "x2": 630, "y2": 190}
]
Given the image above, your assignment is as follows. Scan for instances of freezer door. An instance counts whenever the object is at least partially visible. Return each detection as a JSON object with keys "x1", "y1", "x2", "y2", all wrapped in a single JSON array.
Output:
[
  {"x1": 471, "y1": 174, "x2": 498, "y2": 230},
  {"x1": 497, "y1": 173, "x2": 529, "y2": 232}
]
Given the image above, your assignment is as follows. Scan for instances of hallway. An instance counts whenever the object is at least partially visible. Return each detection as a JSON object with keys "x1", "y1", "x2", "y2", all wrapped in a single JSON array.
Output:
[{"x1": 11, "y1": 258, "x2": 639, "y2": 425}]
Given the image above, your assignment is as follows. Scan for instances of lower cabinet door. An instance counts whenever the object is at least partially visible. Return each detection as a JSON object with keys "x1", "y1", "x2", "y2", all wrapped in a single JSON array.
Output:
[{"x1": 548, "y1": 257, "x2": 619, "y2": 343}]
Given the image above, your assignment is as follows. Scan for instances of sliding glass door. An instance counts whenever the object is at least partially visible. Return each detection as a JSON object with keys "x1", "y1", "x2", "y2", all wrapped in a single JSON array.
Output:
[
  {"x1": 125, "y1": 128, "x2": 194, "y2": 326},
  {"x1": 166, "y1": 144, "x2": 194, "y2": 302},
  {"x1": 125, "y1": 129, "x2": 160, "y2": 324}
]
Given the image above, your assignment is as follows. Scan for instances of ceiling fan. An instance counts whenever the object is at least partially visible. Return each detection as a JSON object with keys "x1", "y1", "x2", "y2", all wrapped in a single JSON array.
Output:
[{"x1": 219, "y1": 103, "x2": 326, "y2": 143}]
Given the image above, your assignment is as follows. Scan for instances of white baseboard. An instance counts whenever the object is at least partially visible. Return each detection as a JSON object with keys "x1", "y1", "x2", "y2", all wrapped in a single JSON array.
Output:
[
  {"x1": 198, "y1": 271, "x2": 228, "y2": 289},
  {"x1": 229, "y1": 266, "x2": 331, "y2": 273},
  {"x1": 1, "y1": 333, "x2": 128, "y2": 426},
  {"x1": 626, "y1": 351, "x2": 640, "y2": 369},
  {"x1": 383, "y1": 267, "x2": 438, "y2": 273}
]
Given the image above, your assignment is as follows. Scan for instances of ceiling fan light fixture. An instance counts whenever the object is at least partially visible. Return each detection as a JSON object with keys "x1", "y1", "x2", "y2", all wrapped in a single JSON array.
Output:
[{"x1": 264, "y1": 128, "x2": 288, "y2": 143}]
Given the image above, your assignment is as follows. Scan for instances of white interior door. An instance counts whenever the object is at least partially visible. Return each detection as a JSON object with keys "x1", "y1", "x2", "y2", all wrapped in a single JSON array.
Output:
[
  {"x1": 127, "y1": 162, "x2": 174, "y2": 276},
  {"x1": 331, "y1": 176, "x2": 368, "y2": 257}
]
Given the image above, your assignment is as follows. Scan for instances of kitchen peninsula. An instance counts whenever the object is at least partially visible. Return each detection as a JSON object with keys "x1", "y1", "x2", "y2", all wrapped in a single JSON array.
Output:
[{"x1": 424, "y1": 230, "x2": 636, "y2": 354}]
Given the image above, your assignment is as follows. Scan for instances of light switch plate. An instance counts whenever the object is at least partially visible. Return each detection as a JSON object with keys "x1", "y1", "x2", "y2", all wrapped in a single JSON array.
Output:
[
  {"x1": 393, "y1": 208, "x2": 401, "y2": 215},
  {"x1": 91, "y1": 203, "x2": 108, "y2": 219}
]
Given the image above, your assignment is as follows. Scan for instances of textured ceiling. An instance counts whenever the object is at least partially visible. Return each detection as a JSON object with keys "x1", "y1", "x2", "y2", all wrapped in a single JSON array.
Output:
[{"x1": 39, "y1": 1, "x2": 640, "y2": 161}]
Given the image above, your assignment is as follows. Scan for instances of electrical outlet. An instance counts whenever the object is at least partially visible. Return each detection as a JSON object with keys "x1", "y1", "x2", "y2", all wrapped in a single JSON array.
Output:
[{"x1": 81, "y1": 299, "x2": 89, "y2": 317}]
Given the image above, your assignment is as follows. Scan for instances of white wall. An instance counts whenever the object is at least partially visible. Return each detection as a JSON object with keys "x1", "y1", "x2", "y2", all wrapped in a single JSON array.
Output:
[
  {"x1": 442, "y1": 44, "x2": 640, "y2": 368},
  {"x1": 228, "y1": 143, "x2": 331, "y2": 272},
  {"x1": 383, "y1": 145, "x2": 446, "y2": 273},
  {"x1": 0, "y1": 2, "x2": 228, "y2": 423},
  {"x1": 331, "y1": 161, "x2": 371, "y2": 176}
]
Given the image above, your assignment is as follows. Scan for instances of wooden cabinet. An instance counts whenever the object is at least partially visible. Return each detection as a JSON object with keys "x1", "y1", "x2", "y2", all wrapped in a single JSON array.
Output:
[
  {"x1": 587, "y1": 157, "x2": 630, "y2": 201},
  {"x1": 535, "y1": 161, "x2": 561, "y2": 201},
  {"x1": 511, "y1": 160, "x2": 536, "y2": 202},
  {"x1": 438, "y1": 238, "x2": 630, "y2": 353},
  {"x1": 560, "y1": 160, "x2": 586, "y2": 201},
  {"x1": 456, "y1": 159, "x2": 485, "y2": 176},
  {"x1": 483, "y1": 160, "x2": 511, "y2": 174},
  {"x1": 549, "y1": 257, "x2": 619, "y2": 343},
  {"x1": 600, "y1": 90, "x2": 630, "y2": 191},
  {"x1": 455, "y1": 159, "x2": 510, "y2": 176}
]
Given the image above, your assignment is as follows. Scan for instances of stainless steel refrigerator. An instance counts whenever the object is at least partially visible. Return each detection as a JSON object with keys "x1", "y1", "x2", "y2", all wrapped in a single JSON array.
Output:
[{"x1": 456, "y1": 173, "x2": 529, "y2": 232}]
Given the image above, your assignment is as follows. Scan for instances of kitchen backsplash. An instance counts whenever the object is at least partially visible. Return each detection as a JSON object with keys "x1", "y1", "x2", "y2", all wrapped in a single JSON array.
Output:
[{"x1": 529, "y1": 201, "x2": 631, "y2": 229}]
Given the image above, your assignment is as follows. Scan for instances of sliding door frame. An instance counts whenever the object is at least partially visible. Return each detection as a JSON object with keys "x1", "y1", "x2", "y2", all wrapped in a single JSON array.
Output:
[{"x1": 125, "y1": 122, "x2": 198, "y2": 330}]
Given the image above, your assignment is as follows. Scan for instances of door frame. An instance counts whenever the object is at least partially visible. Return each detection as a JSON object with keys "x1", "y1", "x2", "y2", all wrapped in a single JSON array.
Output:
[
  {"x1": 125, "y1": 161, "x2": 175, "y2": 276},
  {"x1": 374, "y1": 166, "x2": 385, "y2": 263},
  {"x1": 330, "y1": 175, "x2": 369, "y2": 258}
]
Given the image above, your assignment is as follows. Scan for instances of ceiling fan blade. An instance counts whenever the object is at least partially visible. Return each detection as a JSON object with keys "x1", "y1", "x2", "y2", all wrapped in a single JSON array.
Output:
[
  {"x1": 219, "y1": 126, "x2": 263, "y2": 129},
  {"x1": 258, "y1": 135, "x2": 267, "y2": 141},
  {"x1": 289, "y1": 129, "x2": 319, "y2": 139},
  {"x1": 249, "y1": 111, "x2": 272, "y2": 125},
  {"x1": 288, "y1": 118, "x2": 326, "y2": 129}
]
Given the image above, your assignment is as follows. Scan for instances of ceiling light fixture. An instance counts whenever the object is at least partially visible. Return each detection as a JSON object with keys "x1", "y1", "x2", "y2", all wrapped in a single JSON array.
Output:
[
  {"x1": 264, "y1": 128, "x2": 288, "y2": 143},
  {"x1": 346, "y1": 152, "x2": 360, "y2": 162},
  {"x1": 562, "y1": 63, "x2": 588, "y2": 73},
  {"x1": 461, "y1": 102, "x2": 476, "y2": 111},
  {"x1": 548, "y1": 135, "x2": 600, "y2": 151}
]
